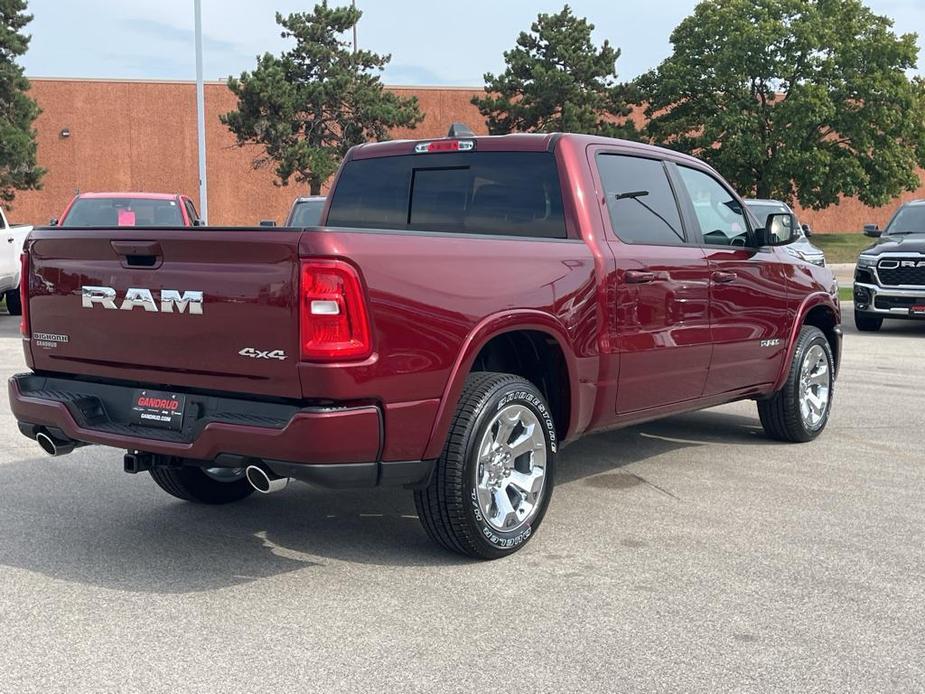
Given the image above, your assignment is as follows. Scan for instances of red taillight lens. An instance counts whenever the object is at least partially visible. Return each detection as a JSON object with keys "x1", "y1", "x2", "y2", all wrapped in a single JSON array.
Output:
[
  {"x1": 19, "y1": 252, "x2": 30, "y2": 338},
  {"x1": 300, "y1": 260, "x2": 371, "y2": 361}
]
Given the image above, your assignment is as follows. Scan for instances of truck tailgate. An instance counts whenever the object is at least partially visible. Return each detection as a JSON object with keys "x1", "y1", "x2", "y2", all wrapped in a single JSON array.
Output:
[{"x1": 25, "y1": 229, "x2": 304, "y2": 399}]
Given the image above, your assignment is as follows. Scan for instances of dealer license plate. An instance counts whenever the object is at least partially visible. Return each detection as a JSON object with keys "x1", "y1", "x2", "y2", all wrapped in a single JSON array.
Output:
[{"x1": 129, "y1": 389, "x2": 186, "y2": 430}]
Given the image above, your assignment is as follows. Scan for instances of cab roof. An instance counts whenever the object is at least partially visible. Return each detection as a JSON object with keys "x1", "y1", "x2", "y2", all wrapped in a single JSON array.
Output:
[
  {"x1": 347, "y1": 132, "x2": 704, "y2": 167},
  {"x1": 76, "y1": 192, "x2": 182, "y2": 200}
]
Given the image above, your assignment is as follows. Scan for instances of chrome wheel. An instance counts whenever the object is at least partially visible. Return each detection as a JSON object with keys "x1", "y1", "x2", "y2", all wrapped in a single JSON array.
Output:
[
  {"x1": 203, "y1": 467, "x2": 246, "y2": 483},
  {"x1": 475, "y1": 404, "x2": 548, "y2": 533},
  {"x1": 798, "y1": 344, "x2": 830, "y2": 430}
]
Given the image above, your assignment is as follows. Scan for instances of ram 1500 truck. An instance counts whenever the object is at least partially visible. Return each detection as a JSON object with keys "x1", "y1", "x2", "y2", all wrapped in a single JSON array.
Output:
[
  {"x1": 9, "y1": 133, "x2": 842, "y2": 559},
  {"x1": 854, "y1": 200, "x2": 925, "y2": 331},
  {"x1": 0, "y1": 205, "x2": 32, "y2": 316}
]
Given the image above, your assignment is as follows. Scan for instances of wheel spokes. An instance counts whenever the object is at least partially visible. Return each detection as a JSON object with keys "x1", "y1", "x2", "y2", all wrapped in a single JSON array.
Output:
[
  {"x1": 493, "y1": 412, "x2": 520, "y2": 447},
  {"x1": 508, "y1": 422, "x2": 539, "y2": 460},
  {"x1": 491, "y1": 488, "x2": 519, "y2": 529},
  {"x1": 508, "y1": 467, "x2": 544, "y2": 499},
  {"x1": 808, "y1": 364, "x2": 829, "y2": 387}
]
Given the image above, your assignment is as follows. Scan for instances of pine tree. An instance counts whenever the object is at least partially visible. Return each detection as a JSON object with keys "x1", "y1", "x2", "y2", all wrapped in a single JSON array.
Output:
[{"x1": 0, "y1": 0, "x2": 44, "y2": 204}]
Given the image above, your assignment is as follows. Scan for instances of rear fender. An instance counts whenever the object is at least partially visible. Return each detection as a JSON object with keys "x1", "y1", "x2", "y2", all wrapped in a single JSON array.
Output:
[{"x1": 422, "y1": 310, "x2": 580, "y2": 460}]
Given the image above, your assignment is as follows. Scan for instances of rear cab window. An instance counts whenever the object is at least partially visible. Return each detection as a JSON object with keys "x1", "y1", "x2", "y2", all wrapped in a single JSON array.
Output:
[
  {"x1": 61, "y1": 198, "x2": 184, "y2": 227},
  {"x1": 326, "y1": 151, "x2": 567, "y2": 239}
]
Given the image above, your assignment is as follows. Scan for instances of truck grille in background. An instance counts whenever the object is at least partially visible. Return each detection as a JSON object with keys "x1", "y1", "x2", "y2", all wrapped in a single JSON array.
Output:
[{"x1": 877, "y1": 259, "x2": 925, "y2": 287}]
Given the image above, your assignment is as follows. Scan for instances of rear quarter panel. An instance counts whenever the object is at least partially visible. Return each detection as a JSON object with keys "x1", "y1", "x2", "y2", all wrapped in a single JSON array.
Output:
[{"x1": 296, "y1": 229, "x2": 601, "y2": 458}]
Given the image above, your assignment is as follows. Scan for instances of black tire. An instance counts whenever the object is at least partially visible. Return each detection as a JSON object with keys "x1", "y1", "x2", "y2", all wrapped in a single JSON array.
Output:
[
  {"x1": 4, "y1": 289, "x2": 21, "y2": 316},
  {"x1": 854, "y1": 310, "x2": 882, "y2": 332},
  {"x1": 758, "y1": 326, "x2": 835, "y2": 443},
  {"x1": 414, "y1": 372, "x2": 557, "y2": 560},
  {"x1": 149, "y1": 465, "x2": 254, "y2": 504}
]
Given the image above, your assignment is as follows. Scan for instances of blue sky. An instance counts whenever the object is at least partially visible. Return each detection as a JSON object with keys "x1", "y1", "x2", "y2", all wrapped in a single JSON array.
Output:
[{"x1": 21, "y1": 0, "x2": 925, "y2": 85}]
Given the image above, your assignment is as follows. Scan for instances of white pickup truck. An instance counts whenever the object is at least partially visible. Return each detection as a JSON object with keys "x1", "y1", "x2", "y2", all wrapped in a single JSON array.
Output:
[{"x1": 0, "y1": 206, "x2": 32, "y2": 316}]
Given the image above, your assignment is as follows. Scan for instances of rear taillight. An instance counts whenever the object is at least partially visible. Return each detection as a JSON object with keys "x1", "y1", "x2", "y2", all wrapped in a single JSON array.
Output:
[
  {"x1": 19, "y1": 252, "x2": 29, "y2": 338},
  {"x1": 300, "y1": 260, "x2": 371, "y2": 361}
]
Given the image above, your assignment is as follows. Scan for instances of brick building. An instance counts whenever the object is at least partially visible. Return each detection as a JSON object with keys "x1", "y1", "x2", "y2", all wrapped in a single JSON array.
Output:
[{"x1": 7, "y1": 77, "x2": 925, "y2": 231}]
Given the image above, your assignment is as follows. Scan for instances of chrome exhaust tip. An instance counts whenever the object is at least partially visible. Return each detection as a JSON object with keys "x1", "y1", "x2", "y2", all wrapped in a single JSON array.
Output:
[
  {"x1": 245, "y1": 464, "x2": 289, "y2": 494},
  {"x1": 36, "y1": 430, "x2": 76, "y2": 457}
]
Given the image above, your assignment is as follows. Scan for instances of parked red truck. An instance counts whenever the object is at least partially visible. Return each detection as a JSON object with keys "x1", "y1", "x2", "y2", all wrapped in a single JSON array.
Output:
[{"x1": 10, "y1": 133, "x2": 841, "y2": 559}]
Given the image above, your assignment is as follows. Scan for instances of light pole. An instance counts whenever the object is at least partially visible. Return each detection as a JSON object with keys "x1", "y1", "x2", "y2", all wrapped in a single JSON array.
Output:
[
  {"x1": 194, "y1": 0, "x2": 209, "y2": 224},
  {"x1": 352, "y1": 0, "x2": 357, "y2": 54}
]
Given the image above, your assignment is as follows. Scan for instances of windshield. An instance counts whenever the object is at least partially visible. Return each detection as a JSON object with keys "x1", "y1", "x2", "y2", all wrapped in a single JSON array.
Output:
[
  {"x1": 885, "y1": 205, "x2": 925, "y2": 235},
  {"x1": 62, "y1": 197, "x2": 184, "y2": 227},
  {"x1": 745, "y1": 202, "x2": 788, "y2": 224},
  {"x1": 288, "y1": 199, "x2": 325, "y2": 227}
]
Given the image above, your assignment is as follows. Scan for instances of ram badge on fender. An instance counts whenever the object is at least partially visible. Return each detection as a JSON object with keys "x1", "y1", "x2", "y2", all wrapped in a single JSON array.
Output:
[{"x1": 10, "y1": 127, "x2": 841, "y2": 560}]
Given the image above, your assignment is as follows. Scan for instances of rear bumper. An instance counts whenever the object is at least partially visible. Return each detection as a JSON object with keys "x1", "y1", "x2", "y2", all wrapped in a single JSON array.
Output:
[{"x1": 9, "y1": 373, "x2": 431, "y2": 488}]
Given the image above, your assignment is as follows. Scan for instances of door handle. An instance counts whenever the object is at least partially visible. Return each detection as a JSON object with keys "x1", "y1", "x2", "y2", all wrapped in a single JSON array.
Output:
[
  {"x1": 625, "y1": 270, "x2": 657, "y2": 284},
  {"x1": 712, "y1": 271, "x2": 737, "y2": 284}
]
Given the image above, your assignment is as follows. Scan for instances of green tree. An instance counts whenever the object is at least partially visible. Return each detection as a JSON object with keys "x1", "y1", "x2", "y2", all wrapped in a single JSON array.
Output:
[
  {"x1": 0, "y1": 0, "x2": 43, "y2": 204},
  {"x1": 473, "y1": 5, "x2": 634, "y2": 137},
  {"x1": 222, "y1": 3, "x2": 423, "y2": 195},
  {"x1": 636, "y1": 0, "x2": 925, "y2": 209}
]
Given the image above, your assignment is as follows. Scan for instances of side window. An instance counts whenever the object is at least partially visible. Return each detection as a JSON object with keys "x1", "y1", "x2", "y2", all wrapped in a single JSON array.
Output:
[
  {"x1": 597, "y1": 154, "x2": 686, "y2": 245},
  {"x1": 185, "y1": 200, "x2": 199, "y2": 225},
  {"x1": 677, "y1": 167, "x2": 749, "y2": 247}
]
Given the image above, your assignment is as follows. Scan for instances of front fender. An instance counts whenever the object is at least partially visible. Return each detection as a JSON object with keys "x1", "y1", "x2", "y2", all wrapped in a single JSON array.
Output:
[
  {"x1": 422, "y1": 309, "x2": 583, "y2": 461},
  {"x1": 771, "y1": 292, "x2": 841, "y2": 392}
]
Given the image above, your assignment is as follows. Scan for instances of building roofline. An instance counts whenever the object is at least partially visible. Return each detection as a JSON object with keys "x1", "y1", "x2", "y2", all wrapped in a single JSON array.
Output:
[{"x1": 25, "y1": 75, "x2": 482, "y2": 90}]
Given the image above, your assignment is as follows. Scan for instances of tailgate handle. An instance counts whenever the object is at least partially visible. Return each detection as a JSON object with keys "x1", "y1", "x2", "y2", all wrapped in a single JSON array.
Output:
[{"x1": 111, "y1": 240, "x2": 162, "y2": 268}]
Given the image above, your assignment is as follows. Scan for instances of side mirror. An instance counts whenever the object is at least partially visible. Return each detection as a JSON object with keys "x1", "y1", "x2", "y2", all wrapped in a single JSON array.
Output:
[
  {"x1": 259, "y1": 219, "x2": 277, "y2": 228},
  {"x1": 48, "y1": 218, "x2": 58, "y2": 227},
  {"x1": 757, "y1": 212, "x2": 799, "y2": 246},
  {"x1": 801, "y1": 223, "x2": 812, "y2": 237},
  {"x1": 863, "y1": 224, "x2": 881, "y2": 238}
]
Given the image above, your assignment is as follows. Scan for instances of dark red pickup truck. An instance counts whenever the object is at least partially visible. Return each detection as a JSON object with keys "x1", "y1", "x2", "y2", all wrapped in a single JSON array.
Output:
[{"x1": 10, "y1": 133, "x2": 841, "y2": 559}]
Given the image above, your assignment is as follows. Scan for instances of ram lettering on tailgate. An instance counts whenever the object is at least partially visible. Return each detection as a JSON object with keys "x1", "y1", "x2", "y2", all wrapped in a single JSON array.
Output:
[{"x1": 81, "y1": 286, "x2": 203, "y2": 314}]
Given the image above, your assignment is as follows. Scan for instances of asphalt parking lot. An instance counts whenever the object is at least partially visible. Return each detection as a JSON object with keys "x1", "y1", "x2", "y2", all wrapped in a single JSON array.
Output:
[{"x1": 0, "y1": 309, "x2": 923, "y2": 693}]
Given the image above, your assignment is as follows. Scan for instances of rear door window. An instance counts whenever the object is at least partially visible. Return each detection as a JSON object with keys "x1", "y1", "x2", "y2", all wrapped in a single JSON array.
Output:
[
  {"x1": 327, "y1": 152, "x2": 567, "y2": 238},
  {"x1": 596, "y1": 154, "x2": 686, "y2": 245}
]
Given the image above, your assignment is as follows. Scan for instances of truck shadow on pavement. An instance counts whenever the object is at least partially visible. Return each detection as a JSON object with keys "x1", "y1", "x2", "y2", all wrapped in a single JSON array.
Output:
[{"x1": 0, "y1": 408, "x2": 772, "y2": 593}]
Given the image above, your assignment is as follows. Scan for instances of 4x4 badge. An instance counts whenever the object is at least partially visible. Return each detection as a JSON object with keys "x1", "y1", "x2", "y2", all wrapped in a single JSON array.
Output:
[{"x1": 239, "y1": 348, "x2": 287, "y2": 361}]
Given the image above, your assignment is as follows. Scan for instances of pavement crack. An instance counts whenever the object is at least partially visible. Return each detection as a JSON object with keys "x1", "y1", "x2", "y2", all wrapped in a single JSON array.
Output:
[{"x1": 630, "y1": 473, "x2": 681, "y2": 501}]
